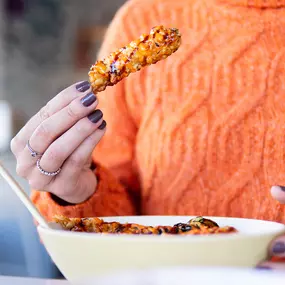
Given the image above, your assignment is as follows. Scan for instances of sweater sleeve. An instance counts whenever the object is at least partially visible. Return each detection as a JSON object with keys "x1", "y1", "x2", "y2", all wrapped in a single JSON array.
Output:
[
  {"x1": 31, "y1": 1, "x2": 143, "y2": 220},
  {"x1": 30, "y1": 164, "x2": 135, "y2": 221}
]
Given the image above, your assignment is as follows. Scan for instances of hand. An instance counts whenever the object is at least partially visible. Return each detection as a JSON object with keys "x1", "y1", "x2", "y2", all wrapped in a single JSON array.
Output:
[
  {"x1": 257, "y1": 186, "x2": 285, "y2": 270},
  {"x1": 11, "y1": 81, "x2": 106, "y2": 204}
]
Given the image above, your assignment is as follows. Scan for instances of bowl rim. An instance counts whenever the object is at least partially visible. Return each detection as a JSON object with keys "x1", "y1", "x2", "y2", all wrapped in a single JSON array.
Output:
[{"x1": 37, "y1": 215, "x2": 285, "y2": 242}]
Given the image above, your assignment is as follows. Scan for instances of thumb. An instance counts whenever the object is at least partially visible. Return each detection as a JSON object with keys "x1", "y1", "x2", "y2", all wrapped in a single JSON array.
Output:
[{"x1": 271, "y1": 186, "x2": 285, "y2": 204}]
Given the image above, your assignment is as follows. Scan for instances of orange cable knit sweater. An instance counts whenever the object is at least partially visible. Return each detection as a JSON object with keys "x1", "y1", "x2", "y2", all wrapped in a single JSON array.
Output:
[{"x1": 31, "y1": 0, "x2": 285, "y2": 223}]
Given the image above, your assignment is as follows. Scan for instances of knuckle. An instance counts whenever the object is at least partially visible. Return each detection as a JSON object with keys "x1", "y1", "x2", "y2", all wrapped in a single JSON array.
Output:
[
  {"x1": 88, "y1": 130, "x2": 104, "y2": 144},
  {"x1": 39, "y1": 105, "x2": 51, "y2": 121},
  {"x1": 66, "y1": 101, "x2": 80, "y2": 120},
  {"x1": 10, "y1": 137, "x2": 20, "y2": 154},
  {"x1": 16, "y1": 163, "x2": 27, "y2": 177},
  {"x1": 35, "y1": 122, "x2": 50, "y2": 140},
  {"x1": 74, "y1": 119, "x2": 90, "y2": 135},
  {"x1": 85, "y1": 135, "x2": 98, "y2": 146},
  {"x1": 68, "y1": 154, "x2": 85, "y2": 169},
  {"x1": 61, "y1": 87, "x2": 75, "y2": 101},
  {"x1": 45, "y1": 149, "x2": 65, "y2": 167},
  {"x1": 28, "y1": 178, "x2": 44, "y2": 190}
]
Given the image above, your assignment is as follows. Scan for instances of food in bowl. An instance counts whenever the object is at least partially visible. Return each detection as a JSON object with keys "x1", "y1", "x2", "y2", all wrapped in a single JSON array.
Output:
[
  {"x1": 38, "y1": 216, "x2": 285, "y2": 282},
  {"x1": 53, "y1": 215, "x2": 237, "y2": 235},
  {"x1": 88, "y1": 25, "x2": 181, "y2": 93}
]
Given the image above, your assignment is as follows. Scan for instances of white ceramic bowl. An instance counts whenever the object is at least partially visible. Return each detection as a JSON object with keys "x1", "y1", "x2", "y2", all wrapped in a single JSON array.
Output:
[{"x1": 38, "y1": 216, "x2": 285, "y2": 284}]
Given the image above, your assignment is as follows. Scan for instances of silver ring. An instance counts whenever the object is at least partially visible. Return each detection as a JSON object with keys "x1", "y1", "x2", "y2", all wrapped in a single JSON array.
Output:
[
  {"x1": 36, "y1": 159, "x2": 61, "y2": 177},
  {"x1": 27, "y1": 140, "x2": 43, "y2": 158}
]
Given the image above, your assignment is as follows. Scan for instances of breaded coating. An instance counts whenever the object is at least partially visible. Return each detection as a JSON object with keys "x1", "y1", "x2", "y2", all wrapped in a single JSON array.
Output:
[{"x1": 88, "y1": 26, "x2": 181, "y2": 93}]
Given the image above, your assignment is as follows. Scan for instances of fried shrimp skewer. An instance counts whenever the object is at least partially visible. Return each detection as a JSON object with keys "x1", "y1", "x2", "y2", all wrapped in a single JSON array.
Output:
[{"x1": 88, "y1": 25, "x2": 181, "y2": 93}]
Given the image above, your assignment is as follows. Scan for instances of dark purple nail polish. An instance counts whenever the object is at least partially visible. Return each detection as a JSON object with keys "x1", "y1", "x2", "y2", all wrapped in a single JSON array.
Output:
[
  {"x1": 98, "y1": 120, "x2": 106, "y2": 130},
  {"x1": 279, "y1": 186, "x2": 285, "y2": 192},
  {"x1": 256, "y1": 266, "x2": 271, "y2": 270},
  {"x1": 76, "y1": 81, "x2": 90, "y2": 92},
  {"x1": 88, "y1": 110, "x2": 103, "y2": 124},
  {"x1": 272, "y1": 241, "x2": 285, "y2": 254},
  {"x1": 81, "y1": 92, "x2": 97, "y2": 107}
]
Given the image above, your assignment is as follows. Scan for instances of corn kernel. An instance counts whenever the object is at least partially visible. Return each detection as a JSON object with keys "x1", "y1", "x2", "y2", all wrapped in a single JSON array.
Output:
[{"x1": 89, "y1": 25, "x2": 181, "y2": 93}]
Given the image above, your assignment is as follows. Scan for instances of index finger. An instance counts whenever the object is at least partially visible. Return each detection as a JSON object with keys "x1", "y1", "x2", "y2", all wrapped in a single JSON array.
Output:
[{"x1": 11, "y1": 81, "x2": 91, "y2": 155}]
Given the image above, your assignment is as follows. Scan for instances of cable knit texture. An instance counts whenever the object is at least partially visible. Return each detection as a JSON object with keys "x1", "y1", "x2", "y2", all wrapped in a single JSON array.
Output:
[{"x1": 31, "y1": 0, "x2": 285, "y2": 223}]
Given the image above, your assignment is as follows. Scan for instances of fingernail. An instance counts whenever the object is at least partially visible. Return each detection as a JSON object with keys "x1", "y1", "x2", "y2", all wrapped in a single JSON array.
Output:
[
  {"x1": 98, "y1": 120, "x2": 106, "y2": 130},
  {"x1": 76, "y1": 81, "x2": 90, "y2": 92},
  {"x1": 279, "y1": 186, "x2": 285, "y2": 192},
  {"x1": 256, "y1": 266, "x2": 271, "y2": 270},
  {"x1": 272, "y1": 241, "x2": 285, "y2": 254},
  {"x1": 81, "y1": 92, "x2": 97, "y2": 107},
  {"x1": 88, "y1": 110, "x2": 103, "y2": 124}
]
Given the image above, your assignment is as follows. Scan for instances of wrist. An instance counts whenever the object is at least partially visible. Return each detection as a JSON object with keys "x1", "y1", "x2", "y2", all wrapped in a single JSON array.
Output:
[
  {"x1": 51, "y1": 170, "x2": 98, "y2": 205},
  {"x1": 50, "y1": 193, "x2": 76, "y2": 206}
]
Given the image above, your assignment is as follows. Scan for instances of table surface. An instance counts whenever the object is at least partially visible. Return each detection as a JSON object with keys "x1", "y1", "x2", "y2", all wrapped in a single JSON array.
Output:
[
  {"x1": 1, "y1": 267, "x2": 285, "y2": 285},
  {"x1": 0, "y1": 276, "x2": 67, "y2": 285}
]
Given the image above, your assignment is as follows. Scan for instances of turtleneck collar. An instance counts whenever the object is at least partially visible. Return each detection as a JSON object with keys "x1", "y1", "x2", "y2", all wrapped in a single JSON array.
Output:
[{"x1": 217, "y1": 0, "x2": 285, "y2": 8}]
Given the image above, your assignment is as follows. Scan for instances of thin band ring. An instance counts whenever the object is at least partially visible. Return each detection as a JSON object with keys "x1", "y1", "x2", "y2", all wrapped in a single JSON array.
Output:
[
  {"x1": 36, "y1": 158, "x2": 61, "y2": 177},
  {"x1": 27, "y1": 140, "x2": 43, "y2": 158}
]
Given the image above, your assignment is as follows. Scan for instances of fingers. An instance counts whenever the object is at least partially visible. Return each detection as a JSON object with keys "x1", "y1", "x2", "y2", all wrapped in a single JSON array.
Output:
[
  {"x1": 257, "y1": 235, "x2": 285, "y2": 270},
  {"x1": 257, "y1": 261, "x2": 285, "y2": 270},
  {"x1": 28, "y1": 118, "x2": 106, "y2": 191},
  {"x1": 63, "y1": 120, "x2": 107, "y2": 175},
  {"x1": 11, "y1": 81, "x2": 91, "y2": 156},
  {"x1": 35, "y1": 110, "x2": 104, "y2": 174},
  {"x1": 11, "y1": 80, "x2": 107, "y2": 203},
  {"x1": 271, "y1": 186, "x2": 285, "y2": 204},
  {"x1": 268, "y1": 235, "x2": 285, "y2": 259},
  {"x1": 48, "y1": 122, "x2": 107, "y2": 202},
  {"x1": 28, "y1": 91, "x2": 98, "y2": 154},
  {"x1": 15, "y1": 85, "x2": 98, "y2": 174}
]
